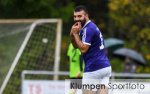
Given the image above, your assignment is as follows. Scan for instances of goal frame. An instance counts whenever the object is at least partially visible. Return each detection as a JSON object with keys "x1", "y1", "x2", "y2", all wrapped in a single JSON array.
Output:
[{"x1": 0, "y1": 19, "x2": 62, "y2": 94}]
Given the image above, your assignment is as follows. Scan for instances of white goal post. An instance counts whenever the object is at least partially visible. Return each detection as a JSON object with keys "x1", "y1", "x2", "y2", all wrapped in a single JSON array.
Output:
[{"x1": 0, "y1": 19, "x2": 62, "y2": 94}]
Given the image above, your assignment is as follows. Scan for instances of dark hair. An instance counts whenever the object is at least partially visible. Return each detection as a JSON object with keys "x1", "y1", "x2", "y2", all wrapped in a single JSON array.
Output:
[{"x1": 74, "y1": 5, "x2": 88, "y2": 14}]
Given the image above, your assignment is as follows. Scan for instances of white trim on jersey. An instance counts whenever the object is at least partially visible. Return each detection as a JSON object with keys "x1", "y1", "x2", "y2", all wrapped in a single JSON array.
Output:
[
  {"x1": 82, "y1": 28, "x2": 86, "y2": 42},
  {"x1": 81, "y1": 20, "x2": 91, "y2": 31},
  {"x1": 82, "y1": 28, "x2": 91, "y2": 46},
  {"x1": 81, "y1": 20, "x2": 91, "y2": 46},
  {"x1": 83, "y1": 42, "x2": 91, "y2": 45}
]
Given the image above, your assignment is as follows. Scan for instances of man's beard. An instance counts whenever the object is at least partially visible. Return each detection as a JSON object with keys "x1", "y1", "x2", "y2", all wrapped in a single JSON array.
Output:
[
  {"x1": 80, "y1": 18, "x2": 86, "y2": 27},
  {"x1": 75, "y1": 18, "x2": 86, "y2": 27}
]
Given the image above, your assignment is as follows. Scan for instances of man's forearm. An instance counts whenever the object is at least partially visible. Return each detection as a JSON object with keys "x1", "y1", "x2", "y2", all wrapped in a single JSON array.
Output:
[
  {"x1": 72, "y1": 33, "x2": 88, "y2": 53},
  {"x1": 71, "y1": 36, "x2": 78, "y2": 48},
  {"x1": 70, "y1": 32, "x2": 78, "y2": 48}
]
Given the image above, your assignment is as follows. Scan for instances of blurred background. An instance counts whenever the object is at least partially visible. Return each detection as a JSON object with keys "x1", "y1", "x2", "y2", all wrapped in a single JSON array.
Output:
[{"x1": 0, "y1": 0, "x2": 150, "y2": 94}]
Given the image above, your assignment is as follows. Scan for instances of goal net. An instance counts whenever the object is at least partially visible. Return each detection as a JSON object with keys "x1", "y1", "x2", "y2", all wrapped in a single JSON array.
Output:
[{"x1": 0, "y1": 19, "x2": 62, "y2": 94}]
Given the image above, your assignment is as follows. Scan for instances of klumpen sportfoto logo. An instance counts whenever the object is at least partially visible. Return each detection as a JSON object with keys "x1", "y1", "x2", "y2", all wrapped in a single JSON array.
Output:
[
  {"x1": 70, "y1": 82, "x2": 145, "y2": 90},
  {"x1": 67, "y1": 79, "x2": 146, "y2": 91}
]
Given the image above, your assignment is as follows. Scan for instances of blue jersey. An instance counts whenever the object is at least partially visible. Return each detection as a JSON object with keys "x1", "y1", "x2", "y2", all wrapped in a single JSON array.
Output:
[{"x1": 79, "y1": 20, "x2": 110, "y2": 72}]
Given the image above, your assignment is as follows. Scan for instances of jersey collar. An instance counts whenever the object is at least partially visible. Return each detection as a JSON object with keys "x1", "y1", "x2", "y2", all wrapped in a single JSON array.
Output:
[{"x1": 81, "y1": 20, "x2": 91, "y2": 31}]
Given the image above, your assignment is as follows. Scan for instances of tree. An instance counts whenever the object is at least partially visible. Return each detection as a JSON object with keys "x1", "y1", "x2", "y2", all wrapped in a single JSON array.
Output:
[
  {"x1": 0, "y1": 0, "x2": 74, "y2": 22},
  {"x1": 108, "y1": 0, "x2": 150, "y2": 73}
]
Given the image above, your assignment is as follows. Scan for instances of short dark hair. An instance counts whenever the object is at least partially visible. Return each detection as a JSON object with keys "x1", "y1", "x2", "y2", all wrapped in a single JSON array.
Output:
[{"x1": 74, "y1": 5, "x2": 88, "y2": 14}]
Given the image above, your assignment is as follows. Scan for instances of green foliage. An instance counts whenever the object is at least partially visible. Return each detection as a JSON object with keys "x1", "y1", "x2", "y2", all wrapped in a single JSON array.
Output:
[
  {"x1": 0, "y1": 0, "x2": 74, "y2": 22},
  {"x1": 108, "y1": 0, "x2": 150, "y2": 73},
  {"x1": 110, "y1": 58, "x2": 124, "y2": 72}
]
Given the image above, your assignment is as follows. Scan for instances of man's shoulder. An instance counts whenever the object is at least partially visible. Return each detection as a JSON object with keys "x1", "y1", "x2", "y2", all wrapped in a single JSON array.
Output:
[
  {"x1": 86, "y1": 21, "x2": 97, "y2": 30},
  {"x1": 84, "y1": 22, "x2": 98, "y2": 34}
]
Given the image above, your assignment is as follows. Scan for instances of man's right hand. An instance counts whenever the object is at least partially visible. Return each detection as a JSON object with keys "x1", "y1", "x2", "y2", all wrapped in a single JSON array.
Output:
[
  {"x1": 70, "y1": 27, "x2": 78, "y2": 48},
  {"x1": 76, "y1": 71, "x2": 82, "y2": 78},
  {"x1": 71, "y1": 22, "x2": 81, "y2": 34}
]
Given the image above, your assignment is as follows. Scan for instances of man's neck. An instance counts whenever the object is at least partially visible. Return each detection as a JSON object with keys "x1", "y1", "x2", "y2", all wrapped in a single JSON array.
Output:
[
  {"x1": 81, "y1": 19, "x2": 91, "y2": 30},
  {"x1": 86, "y1": 18, "x2": 89, "y2": 23}
]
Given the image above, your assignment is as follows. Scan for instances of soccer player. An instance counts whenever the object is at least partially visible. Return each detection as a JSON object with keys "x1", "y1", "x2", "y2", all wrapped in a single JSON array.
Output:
[
  {"x1": 67, "y1": 43, "x2": 84, "y2": 94},
  {"x1": 67, "y1": 43, "x2": 84, "y2": 79},
  {"x1": 70, "y1": 5, "x2": 112, "y2": 94}
]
